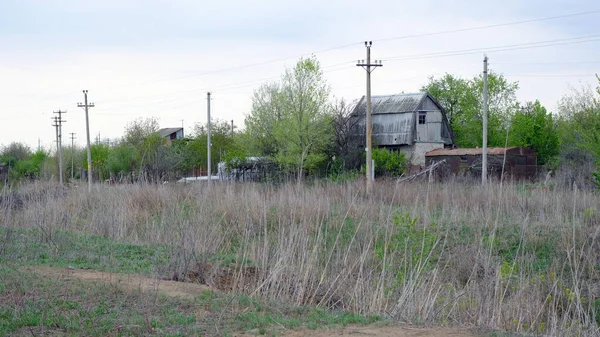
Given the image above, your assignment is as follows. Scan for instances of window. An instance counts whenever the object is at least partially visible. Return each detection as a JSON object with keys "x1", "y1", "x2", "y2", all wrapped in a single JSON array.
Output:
[
  {"x1": 515, "y1": 155, "x2": 526, "y2": 165},
  {"x1": 460, "y1": 156, "x2": 468, "y2": 163},
  {"x1": 418, "y1": 111, "x2": 427, "y2": 125}
]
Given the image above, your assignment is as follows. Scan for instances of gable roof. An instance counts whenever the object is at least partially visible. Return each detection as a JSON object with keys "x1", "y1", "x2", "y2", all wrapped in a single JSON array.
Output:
[
  {"x1": 353, "y1": 92, "x2": 427, "y2": 115},
  {"x1": 158, "y1": 127, "x2": 183, "y2": 138}
]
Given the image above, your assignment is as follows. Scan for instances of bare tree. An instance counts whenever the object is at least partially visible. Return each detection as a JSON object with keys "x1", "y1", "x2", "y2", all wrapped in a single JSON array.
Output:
[{"x1": 332, "y1": 98, "x2": 361, "y2": 169}]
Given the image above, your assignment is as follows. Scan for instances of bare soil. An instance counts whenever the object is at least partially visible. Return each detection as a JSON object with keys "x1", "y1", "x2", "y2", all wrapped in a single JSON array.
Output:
[
  {"x1": 26, "y1": 266, "x2": 481, "y2": 337},
  {"x1": 235, "y1": 325, "x2": 480, "y2": 337},
  {"x1": 245, "y1": 326, "x2": 481, "y2": 337},
  {"x1": 24, "y1": 265, "x2": 211, "y2": 299}
]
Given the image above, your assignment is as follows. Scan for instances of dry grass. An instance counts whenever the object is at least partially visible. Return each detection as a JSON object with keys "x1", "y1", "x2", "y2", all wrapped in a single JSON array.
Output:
[{"x1": 2, "y1": 179, "x2": 600, "y2": 335}]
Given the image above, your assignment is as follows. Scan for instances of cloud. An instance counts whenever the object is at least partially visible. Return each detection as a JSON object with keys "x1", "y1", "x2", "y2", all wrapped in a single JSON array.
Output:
[{"x1": 0, "y1": 0, "x2": 598, "y2": 149}]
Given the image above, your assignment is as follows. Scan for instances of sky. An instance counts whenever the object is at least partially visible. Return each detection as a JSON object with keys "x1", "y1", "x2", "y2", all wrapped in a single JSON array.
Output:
[{"x1": 1, "y1": 0, "x2": 599, "y2": 151}]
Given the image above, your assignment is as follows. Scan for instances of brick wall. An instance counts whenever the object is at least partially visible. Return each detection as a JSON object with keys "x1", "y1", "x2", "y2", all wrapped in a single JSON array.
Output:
[{"x1": 410, "y1": 142, "x2": 445, "y2": 166}]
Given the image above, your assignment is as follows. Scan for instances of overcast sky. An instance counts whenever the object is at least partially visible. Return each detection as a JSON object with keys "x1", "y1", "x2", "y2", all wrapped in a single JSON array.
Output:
[{"x1": 1, "y1": 0, "x2": 598, "y2": 150}]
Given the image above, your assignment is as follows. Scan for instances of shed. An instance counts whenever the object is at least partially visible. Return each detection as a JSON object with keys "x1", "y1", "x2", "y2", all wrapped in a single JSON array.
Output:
[
  {"x1": 425, "y1": 147, "x2": 537, "y2": 180},
  {"x1": 158, "y1": 127, "x2": 184, "y2": 144},
  {"x1": 350, "y1": 92, "x2": 455, "y2": 167}
]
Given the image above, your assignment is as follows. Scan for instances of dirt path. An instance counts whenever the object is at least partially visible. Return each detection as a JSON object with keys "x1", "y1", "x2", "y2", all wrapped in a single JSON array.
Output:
[
  {"x1": 26, "y1": 266, "x2": 481, "y2": 337},
  {"x1": 254, "y1": 326, "x2": 480, "y2": 337},
  {"x1": 235, "y1": 325, "x2": 480, "y2": 337},
  {"x1": 24, "y1": 265, "x2": 211, "y2": 299}
]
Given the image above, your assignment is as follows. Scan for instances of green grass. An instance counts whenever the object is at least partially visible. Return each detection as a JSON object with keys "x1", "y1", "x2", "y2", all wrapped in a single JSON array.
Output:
[
  {"x1": 0, "y1": 227, "x2": 172, "y2": 275},
  {"x1": 0, "y1": 266, "x2": 204, "y2": 336},
  {"x1": 0, "y1": 228, "x2": 385, "y2": 336}
]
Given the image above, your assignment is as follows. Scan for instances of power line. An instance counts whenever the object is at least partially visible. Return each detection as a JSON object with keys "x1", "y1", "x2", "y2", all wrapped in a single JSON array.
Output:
[
  {"x1": 5, "y1": 10, "x2": 599, "y2": 112},
  {"x1": 381, "y1": 35, "x2": 600, "y2": 62},
  {"x1": 98, "y1": 9, "x2": 600, "y2": 90},
  {"x1": 374, "y1": 9, "x2": 600, "y2": 43},
  {"x1": 493, "y1": 61, "x2": 600, "y2": 65}
]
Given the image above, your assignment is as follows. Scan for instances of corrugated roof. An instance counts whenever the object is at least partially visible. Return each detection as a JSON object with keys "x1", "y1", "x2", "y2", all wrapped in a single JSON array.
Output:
[
  {"x1": 426, "y1": 147, "x2": 519, "y2": 156},
  {"x1": 353, "y1": 93, "x2": 426, "y2": 115},
  {"x1": 158, "y1": 128, "x2": 183, "y2": 138}
]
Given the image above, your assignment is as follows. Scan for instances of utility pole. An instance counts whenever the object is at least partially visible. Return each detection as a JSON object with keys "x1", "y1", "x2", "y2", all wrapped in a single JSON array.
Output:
[
  {"x1": 207, "y1": 92, "x2": 212, "y2": 185},
  {"x1": 70, "y1": 133, "x2": 76, "y2": 180},
  {"x1": 51, "y1": 117, "x2": 60, "y2": 183},
  {"x1": 231, "y1": 120, "x2": 234, "y2": 136},
  {"x1": 181, "y1": 119, "x2": 184, "y2": 138},
  {"x1": 78, "y1": 90, "x2": 94, "y2": 193},
  {"x1": 53, "y1": 110, "x2": 66, "y2": 185},
  {"x1": 38, "y1": 138, "x2": 41, "y2": 152},
  {"x1": 482, "y1": 55, "x2": 489, "y2": 184},
  {"x1": 357, "y1": 41, "x2": 382, "y2": 194}
]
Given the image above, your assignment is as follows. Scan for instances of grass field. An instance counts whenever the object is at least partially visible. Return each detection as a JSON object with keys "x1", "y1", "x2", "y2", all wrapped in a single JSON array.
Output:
[{"x1": 1, "y1": 179, "x2": 599, "y2": 336}]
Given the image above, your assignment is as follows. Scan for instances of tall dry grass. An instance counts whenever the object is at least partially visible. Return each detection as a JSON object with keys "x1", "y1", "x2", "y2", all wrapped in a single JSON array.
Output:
[{"x1": 2, "y1": 179, "x2": 600, "y2": 335}]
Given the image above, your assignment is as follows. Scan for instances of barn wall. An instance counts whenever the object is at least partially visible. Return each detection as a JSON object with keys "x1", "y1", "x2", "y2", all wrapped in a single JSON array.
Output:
[
  {"x1": 352, "y1": 112, "x2": 415, "y2": 146},
  {"x1": 416, "y1": 110, "x2": 443, "y2": 142}
]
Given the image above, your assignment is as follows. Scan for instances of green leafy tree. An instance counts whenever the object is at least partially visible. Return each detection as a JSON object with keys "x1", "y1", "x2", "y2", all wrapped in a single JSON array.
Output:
[
  {"x1": 246, "y1": 56, "x2": 334, "y2": 178},
  {"x1": 245, "y1": 83, "x2": 282, "y2": 156},
  {"x1": 180, "y1": 119, "x2": 239, "y2": 175},
  {"x1": 88, "y1": 144, "x2": 111, "y2": 181},
  {"x1": 106, "y1": 145, "x2": 139, "y2": 179},
  {"x1": 423, "y1": 72, "x2": 519, "y2": 148},
  {"x1": 509, "y1": 100, "x2": 559, "y2": 165}
]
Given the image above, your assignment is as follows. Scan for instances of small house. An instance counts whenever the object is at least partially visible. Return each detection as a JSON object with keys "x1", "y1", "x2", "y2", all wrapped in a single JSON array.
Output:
[
  {"x1": 350, "y1": 92, "x2": 455, "y2": 168},
  {"x1": 425, "y1": 147, "x2": 537, "y2": 180},
  {"x1": 158, "y1": 127, "x2": 184, "y2": 145}
]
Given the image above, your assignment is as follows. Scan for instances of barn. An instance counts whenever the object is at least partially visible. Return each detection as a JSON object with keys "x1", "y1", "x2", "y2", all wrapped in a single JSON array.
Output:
[
  {"x1": 350, "y1": 92, "x2": 455, "y2": 168},
  {"x1": 425, "y1": 146, "x2": 537, "y2": 180}
]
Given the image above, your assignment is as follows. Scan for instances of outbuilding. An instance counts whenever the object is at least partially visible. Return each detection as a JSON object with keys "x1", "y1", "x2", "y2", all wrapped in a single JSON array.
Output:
[{"x1": 425, "y1": 146, "x2": 537, "y2": 180}]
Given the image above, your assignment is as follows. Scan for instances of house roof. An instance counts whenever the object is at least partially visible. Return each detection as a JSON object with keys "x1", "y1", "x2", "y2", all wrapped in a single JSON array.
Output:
[
  {"x1": 158, "y1": 127, "x2": 183, "y2": 138},
  {"x1": 353, "y1": 92, "x2": 427, "y2": 115},
  {"x1": 426, "y1": 147, "x2": 519, "y2": 157}
]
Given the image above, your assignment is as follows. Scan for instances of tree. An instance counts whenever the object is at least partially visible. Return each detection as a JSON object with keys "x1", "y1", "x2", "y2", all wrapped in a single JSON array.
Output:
[
  {"x1": 246, "y1": 56, "x2": 334, "y2": 179},
  {"x1": 106, "y1": 145, "x2": 138, "y2": 180},
  {"x1": 120, "y1": 117, "x2": 179, "y2": 181},
  {"x1": 509, "y1": 100, "x2": 559, "y2": 165},
  {"x1": 88, "y1": 143, "x2": 110, "y2": 181},
  {"x1": 124, "y1": 117, "x2": 160, "y2": 149},
  {"x1": 555, "y1": 83, "x2": 600, "y2": 188},
  {"x1": 1, "y1": 142, "x2": 32, "y2": 164},
  {"x1": 423, "y1": 72, "x2": 519, "y2": 148},
  {"x1": 331, "y1": 98, "x2": 362, "y2": 169},
  {"x1": 245, "y1": 83, "x2": 282, "y2": 157},
  {"x1": 176, "y1": 119, "x2": 242, "y2": 176}
]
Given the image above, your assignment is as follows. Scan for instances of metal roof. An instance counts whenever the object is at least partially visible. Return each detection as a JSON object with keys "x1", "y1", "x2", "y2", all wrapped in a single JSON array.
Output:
[
  {"x1": 353, "y1": 93, "x2": 427, "y2": 115},
  {"x1": 426, "y1": 147, "x2": 519, "y2": 156},
  {"x1": 158, "y1": 128, "x2": 183, "y2": 138}
]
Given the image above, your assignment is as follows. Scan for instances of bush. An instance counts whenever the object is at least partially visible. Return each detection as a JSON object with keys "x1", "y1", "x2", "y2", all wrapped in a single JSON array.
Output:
[{"x1": 372, "y1": 149, "x2": 406, "y2": 177}]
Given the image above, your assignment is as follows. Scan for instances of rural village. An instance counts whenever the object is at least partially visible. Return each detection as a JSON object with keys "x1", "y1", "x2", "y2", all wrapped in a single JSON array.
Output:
[{"x1": 1, "y1": 2, "x2": 600, "y2": 337}]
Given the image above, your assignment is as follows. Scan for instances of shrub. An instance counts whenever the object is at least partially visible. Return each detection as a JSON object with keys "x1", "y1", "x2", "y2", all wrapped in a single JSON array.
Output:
[{"x1": 372, "y1": 149, "x2": 406, "y2": 177}]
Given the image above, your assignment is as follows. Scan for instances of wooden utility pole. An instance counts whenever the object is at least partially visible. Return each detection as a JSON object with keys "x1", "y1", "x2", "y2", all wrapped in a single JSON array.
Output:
[
  {"x1": 207, "y1": 92, "x2": 212, "y2": 185},
  {"x1": 231, "y1": 120, "x2": 234, "y2": 136},
  {"x1": 51, "y1": 117, "x2": 60, "y2": 183},
  {"x1": 70, "y1": 133, "x2": 76, "y2": 180},
  {"x1": 357, "y1": 41, "x2": 382, "y2": 194},
  {"x1": 52, "y1": 110, "x2": 66, "y2": 185},
  {"x1": 482, "y1": 55, "x2": 489, "y2": 184},
  {"x1": 78, "y1": 90, "x2": 94, "y2": 193}
]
